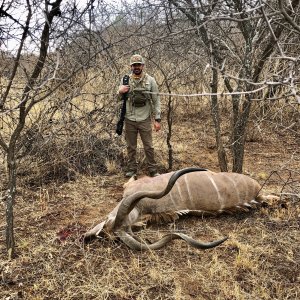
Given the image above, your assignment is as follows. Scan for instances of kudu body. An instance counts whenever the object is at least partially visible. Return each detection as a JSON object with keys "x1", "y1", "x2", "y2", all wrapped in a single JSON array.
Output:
[{"x1": 84, "y1": 168, "x2": 265, "y2": 250}]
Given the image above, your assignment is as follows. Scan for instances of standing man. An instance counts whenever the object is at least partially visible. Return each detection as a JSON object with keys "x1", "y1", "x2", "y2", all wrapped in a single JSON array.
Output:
[{"x1": 118, "y1": 54, "x2": 161, "y2": 178}]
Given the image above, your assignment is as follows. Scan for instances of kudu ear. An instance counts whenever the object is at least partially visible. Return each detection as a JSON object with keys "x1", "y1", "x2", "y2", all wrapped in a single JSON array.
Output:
[
  {"x1": 83, "y1": 221, "x2": 105, "y2": 243},
  {"x1": 123, "y1": 175, "x2": 137, "y2": 189}
]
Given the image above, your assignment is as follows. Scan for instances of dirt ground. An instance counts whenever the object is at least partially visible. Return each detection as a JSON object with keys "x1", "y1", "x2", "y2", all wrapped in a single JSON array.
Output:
[{"x1": 0, "y1": 116, "x2": 299, "y2": 300}]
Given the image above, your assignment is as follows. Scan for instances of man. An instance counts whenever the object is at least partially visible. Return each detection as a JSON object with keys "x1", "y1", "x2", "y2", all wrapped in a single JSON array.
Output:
[{"x1": 118, "y1": 54, "x2": 161, "y2": 178}]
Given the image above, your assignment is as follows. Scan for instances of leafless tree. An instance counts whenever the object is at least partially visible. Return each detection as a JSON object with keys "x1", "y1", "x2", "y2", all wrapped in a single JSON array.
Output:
[
  {"x1": 0, "y1": 0, "x2": 126, "y2": 258},
  {"x1": 164, "y1": 0, "x2": 300, "y2": 172}
]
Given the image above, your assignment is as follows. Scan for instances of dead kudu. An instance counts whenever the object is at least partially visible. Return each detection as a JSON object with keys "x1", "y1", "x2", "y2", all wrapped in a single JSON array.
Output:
[{"x1": 84, "y1": 167, "x2": 270, "y2": 250}]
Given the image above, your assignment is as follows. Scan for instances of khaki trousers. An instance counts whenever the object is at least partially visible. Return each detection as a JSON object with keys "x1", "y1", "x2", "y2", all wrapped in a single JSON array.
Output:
[{"x1": 125, "y1": 118, "x2": 157, "y2": 173}]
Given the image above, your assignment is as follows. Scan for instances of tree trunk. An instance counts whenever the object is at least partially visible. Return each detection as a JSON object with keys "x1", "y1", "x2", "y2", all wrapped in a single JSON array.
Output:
[
  {"x1": 166, "y1": 94, "x2": 173, "y2": 170},
  {"x1": 232, "y1": 98, "x2": 252, "y2": 173},
  {"x1": 210, "y1": 64, "x2": 228, "y2": 172},
  {"x1": 6, "y1": 150, "x2": 17, "y2": 259}
]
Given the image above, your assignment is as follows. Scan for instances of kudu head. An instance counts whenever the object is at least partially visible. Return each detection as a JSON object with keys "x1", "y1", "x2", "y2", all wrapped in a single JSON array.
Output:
[{"x1": 84, "y1": 167, "x2": 228, "y2": 250}]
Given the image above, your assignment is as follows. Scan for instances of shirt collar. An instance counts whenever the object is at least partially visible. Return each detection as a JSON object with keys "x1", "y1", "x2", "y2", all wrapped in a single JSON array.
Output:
[{"x1": 131, "y1": 71, "x2": 144, "y2": 80}]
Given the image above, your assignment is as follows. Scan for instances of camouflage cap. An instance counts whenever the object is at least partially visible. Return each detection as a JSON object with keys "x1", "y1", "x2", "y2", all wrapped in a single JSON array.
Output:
[{"x1": 130, "y1": 54, "x2": 145, "y2": 65}]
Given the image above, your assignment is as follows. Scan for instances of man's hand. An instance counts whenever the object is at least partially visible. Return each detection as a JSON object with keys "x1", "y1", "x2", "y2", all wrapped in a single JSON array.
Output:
[
  {"x1": 119, "y1": 85, "x2": 130, "y2": 94},
  {"x1": 154, "y1": 121, "x2": 161, "y2": 132}
]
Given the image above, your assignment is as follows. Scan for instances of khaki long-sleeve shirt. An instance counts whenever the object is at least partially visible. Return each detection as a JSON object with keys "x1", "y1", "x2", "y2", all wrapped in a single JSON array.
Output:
[{"x1": 119, "y1": 73, "x2": 161, "y2": 122}]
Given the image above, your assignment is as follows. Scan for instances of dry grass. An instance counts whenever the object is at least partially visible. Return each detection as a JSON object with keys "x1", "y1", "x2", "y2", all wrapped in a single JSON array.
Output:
[{"x1": 1, "y1": 103, "x2": 300, "y2": 300}]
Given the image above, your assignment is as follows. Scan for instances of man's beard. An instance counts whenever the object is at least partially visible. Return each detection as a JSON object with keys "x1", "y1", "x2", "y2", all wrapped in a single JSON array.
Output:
[{"x1": 132, "y1": 68, "x2": 142, "y2": 75}]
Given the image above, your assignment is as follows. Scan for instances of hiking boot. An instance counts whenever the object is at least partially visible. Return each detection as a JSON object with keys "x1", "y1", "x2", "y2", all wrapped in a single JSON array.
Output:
[
  {"x1": 125, "y1": 171, "x2": 137, "y2": 178},
  {"x1": 149, "y1": 171, "x2": 160, "y2": 177}
]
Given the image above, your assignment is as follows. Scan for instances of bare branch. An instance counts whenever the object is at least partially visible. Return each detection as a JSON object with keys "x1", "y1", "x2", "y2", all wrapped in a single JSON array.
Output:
[
  {"x1": 0, "y1": 0, "x2": 32, "y2": 109},
  {"x1": 278, "y1": 0, "x2": 300, "y2": 33}
]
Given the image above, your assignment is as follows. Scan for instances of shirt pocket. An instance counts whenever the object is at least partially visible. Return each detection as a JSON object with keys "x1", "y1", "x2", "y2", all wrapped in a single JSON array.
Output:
[{"x1": 144, "y1": 82, "x2": 151, "y2": 91}]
